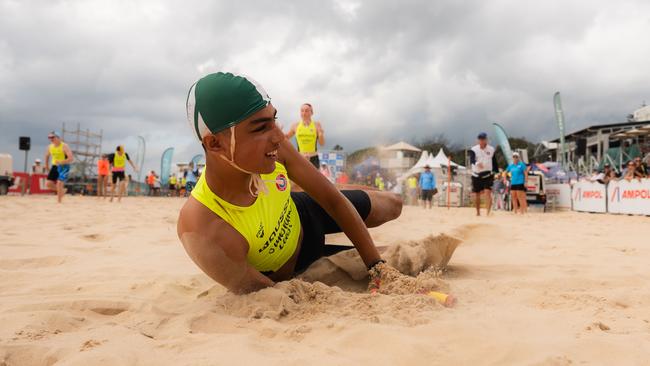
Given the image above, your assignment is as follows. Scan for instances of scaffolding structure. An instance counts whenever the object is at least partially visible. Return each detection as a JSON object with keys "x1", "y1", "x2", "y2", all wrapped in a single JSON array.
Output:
[{"x1": 61, "y1": 123, "x2": 103, "y2": 182}]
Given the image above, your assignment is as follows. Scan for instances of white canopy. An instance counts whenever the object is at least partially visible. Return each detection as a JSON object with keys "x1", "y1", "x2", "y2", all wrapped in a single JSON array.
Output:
[
  {"x1": 382, "y1": 141, "x2": 422, "y2": 152},
  {"x1": 397, "y1": 149, "x2": 465, "y2": 181}
]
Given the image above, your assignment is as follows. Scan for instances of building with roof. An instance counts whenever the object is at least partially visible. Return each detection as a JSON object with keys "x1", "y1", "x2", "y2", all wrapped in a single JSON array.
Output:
[
  {"x1": 546, "y1": 119, "x2": 650, "y2": 173},
  {"x1": 378, "y1": 141, "x2": 422, "y2": 175}
]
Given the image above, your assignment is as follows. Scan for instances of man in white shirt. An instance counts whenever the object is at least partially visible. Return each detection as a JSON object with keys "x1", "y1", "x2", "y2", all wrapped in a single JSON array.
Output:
[{"x1": 469, "y1": 132, "x2": 498, "y2": 216}]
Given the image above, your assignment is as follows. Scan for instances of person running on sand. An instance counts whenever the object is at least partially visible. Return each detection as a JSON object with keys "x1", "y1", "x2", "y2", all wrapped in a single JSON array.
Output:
[
  {"x1": 97, "y1": 154, "x2": 110, "y2": 198},
  {"x1": 178, "y1": 72, "x2": 409, "y2": 294},
  {"x1": 285, "y1": 103, "x2": 325, "y2": 168},
  {"x1": 44, "y1": 131, "x2": 74, "y2": 203},
  {"x1": 506, "y1": 152, "x2": 528, "y2": 214},
  {"x1": 469, "y1": 132, "x2": 498, "y2": 216},
  {"x1": 108, "y1": 145, "x2": 138, "y2": 202}
]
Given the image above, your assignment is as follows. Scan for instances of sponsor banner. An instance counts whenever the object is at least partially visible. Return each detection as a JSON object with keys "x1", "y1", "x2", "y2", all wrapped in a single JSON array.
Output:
[
  {"x1": 546, "y1": 183, "x2": 572, "y2": 209},
  {"x1": 30, "y1": 174, "x2": 54, "y2": 194},
  {"x1": 607, "y1": 179, "x2": 650, "y2": 215},
  {"x1": 571, "y1": 180, "x2": 607, "y2": 213},
  {"x1": 8, "y1": 172, "x2": 29, "y2": 194}
]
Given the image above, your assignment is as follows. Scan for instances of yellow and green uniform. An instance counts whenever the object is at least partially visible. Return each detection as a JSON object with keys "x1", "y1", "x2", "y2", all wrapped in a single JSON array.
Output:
[
  {"x1": 49, "y1": 143, "x2": 66, "y2": 166},
  {"x1": 170, "y1": 176, "x2": 177, "y2": 186},
  {"x1": 191, "y1": 162, "x2": 301, "y2": 272},
  {"x1": 295, "y1": 120, "x2": 318, "y2": 153},
  {"x1": 407, "y1": 177, "x2": 417, "y2": 189},
  {"x1": 112, "y1": 152, "x2": 127, "y2": 172}
]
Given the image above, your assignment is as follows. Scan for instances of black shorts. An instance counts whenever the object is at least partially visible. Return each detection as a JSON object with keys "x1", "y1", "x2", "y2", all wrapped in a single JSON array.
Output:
[
  {"x1": 511, "y1": 184, "x2": 526, "y2": 191},
  {"x1": 472, "y1": 173, "x2": 494, "y2": 193},
  {"x1": 421, "y1": 189, "x2": 435, "y2": 201},
  {"x1": 47, "y1": 165, "x2": 59, "y2": 182},
  {"x1": 169, "y1": 184, "x2": 176, "y2": 190},
  {"x1": 291, "y1": 190, "x2": 371, "y2": 273},
  {"x1": 112, "y1": 171, "x2": 125, "y2": 184},
  {"x1": 309, "y1": 155, "x2": 320, "y2": 169}
]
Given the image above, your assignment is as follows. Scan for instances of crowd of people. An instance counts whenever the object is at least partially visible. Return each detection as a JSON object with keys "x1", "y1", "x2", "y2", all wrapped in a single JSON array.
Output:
[{"x1": 589, "y1": 156, "x2": 648, "y2": 183}]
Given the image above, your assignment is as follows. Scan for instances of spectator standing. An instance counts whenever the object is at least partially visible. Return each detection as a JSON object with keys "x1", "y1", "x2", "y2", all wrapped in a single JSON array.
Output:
[
  {"x1": 506, "y1": 152, "x2": 528, "y2": 214},
  {"x1": 634, "y1": 157, "x2": 648, "y2": 178},
  {"x1": 32, "y1": 159, "x2": 45, "y2": 174},
  {"x1": 407, "y1": 175, "x2": 418, "y2": 205},
  {"x1": 418, "y1": 165, "x2": 436, "y2": 209}
]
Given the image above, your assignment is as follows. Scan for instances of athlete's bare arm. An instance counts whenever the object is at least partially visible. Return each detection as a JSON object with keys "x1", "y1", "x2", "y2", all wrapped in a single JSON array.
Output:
[
  {"x1": 62, "y1": 144, "x2": 74, "y2": 164},
  {"x1": 177, "y1": 198, "x2": 274, "y2": 294},
  {"x1": 44, "y1": 150, "x2": 51, "y2": 170},
  {"x1": 278, "y1": 138, "x2": 381, "y2": 268},
  {"x1": 316, "y1": 121, "x2": 325, "y2": 146},
  {"x1": 285, "y1": 123, "x2": 297, "y2": 139}
]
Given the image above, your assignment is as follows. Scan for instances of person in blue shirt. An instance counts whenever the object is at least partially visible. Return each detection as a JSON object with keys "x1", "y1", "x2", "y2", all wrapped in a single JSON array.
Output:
[
  {"x1": 506, "y1": 152, "x2": 528, "y2": 214},
  {"x1": 418, "y1": 165, "x2": 437, "y2": 209}
]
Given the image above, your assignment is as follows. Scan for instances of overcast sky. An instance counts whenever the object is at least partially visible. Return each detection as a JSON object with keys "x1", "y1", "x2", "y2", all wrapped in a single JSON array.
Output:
[{"x1": 1, "y1": 0, "x2": 649, "y2": 175}]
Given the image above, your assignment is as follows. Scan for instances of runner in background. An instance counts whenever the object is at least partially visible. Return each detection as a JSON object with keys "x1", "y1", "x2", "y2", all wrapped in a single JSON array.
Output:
[
  {"x1": 469, "y1": 132, "x2": 498, "y2": 216},
  {"x1": 285, "y1": 103, "x2": 325, "y2": 168},
  {"x1": 43, "y1": 131, "x2": 74, "y2": 203},
  {"x1": 169, "y1": 174, "x2": 178, "y2": 197},
  {"x1": 97, "y1": 154, "x2": 110, "y2": 198},
  {"x1": 407, "y1": 175, "x2": 418, "y2": 205},
  {"x1": 108, "y1": 145, "x2": 138, "y2": 202}
]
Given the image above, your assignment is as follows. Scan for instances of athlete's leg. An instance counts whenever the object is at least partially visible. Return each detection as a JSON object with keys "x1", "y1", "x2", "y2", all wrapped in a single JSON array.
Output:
[
  {"x1": 519, "y1": 191, "x2": 528, "y2": 214},
  {"x1": 512, "y1": 190, "x2": 519, "y2": 213},
  {"x1": 56, "y1": 180, "x2": 64, "y2": 203},
  {"x1": 363, "y1": 190, "x2": 403, "y2": 228},
  {"x1": 110, "y1": 176, "x2": 117, "y2": 202},
  {"x1": 118, "y1": 179, "x2": 126, "y2": 202},
  {"x1": 484, "y1": 189, "x2": 492, "y2": 215}
]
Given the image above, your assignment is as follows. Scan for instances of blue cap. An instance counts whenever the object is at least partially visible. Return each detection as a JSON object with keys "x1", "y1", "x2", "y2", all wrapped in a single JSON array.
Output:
[{"x1": 477, "y1": 132, "x2": 487, "y2": 139}]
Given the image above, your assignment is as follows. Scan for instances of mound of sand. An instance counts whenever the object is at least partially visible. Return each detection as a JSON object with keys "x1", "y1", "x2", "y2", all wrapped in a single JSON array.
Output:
[{"x1": 299, "y1": 233, "x2": 461, "y2": 292}]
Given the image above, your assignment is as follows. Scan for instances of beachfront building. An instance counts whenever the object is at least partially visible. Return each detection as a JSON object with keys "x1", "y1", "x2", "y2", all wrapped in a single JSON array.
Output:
[
  {"x1": 378, "y1": 141, "x2": 421, "y2": 176},
  {"x1": 545, "y1": 119, "x2": 650, "y2": 174}
]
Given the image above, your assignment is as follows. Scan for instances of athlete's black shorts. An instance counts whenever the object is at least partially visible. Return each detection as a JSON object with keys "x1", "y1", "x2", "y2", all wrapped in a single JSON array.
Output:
[
  {"x1": 309, "y1": 155, "x2": 320, "y2": 169},
  {"x1": 47, "y1": 165, "x2": 59, "y2": 182},
  {"x1": 291, "y1": 190, "x2": 371, "y2": 273},
  {"x1": 472, "y1": 172, "x2": 494, "y2": 193},
  {"x1": 112, "y1": 171, "x2": 126, "y2": 184},
  {"x1": 511, "y1": 184, "x2": 526, "y2": 191}
]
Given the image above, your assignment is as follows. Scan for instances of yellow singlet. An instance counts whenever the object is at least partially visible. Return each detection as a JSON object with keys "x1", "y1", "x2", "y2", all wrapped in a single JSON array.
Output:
[
  {"x1": 295, "y1": 120, "x2": 318, "y2": 153},
  {"x1": 170, "y1": 176, "x2": 177, "y2": 185},
  {"x1": 191, "y1": 162, "x2": 301, "y2": 272},
  {"x1": 113, "y1": 152, "x2": 126, "y2": 171},
  {"x1": 407, "y1": 177, "x2": 417, "y2": 189},
  {"x1": 49, "y1": 143, "x2": 66, "y2": 166}
]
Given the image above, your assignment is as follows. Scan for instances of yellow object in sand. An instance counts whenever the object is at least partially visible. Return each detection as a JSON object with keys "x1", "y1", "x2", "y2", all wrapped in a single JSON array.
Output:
[{"x1": 427, "y1": 291, "x2": 456, "y2": 307}]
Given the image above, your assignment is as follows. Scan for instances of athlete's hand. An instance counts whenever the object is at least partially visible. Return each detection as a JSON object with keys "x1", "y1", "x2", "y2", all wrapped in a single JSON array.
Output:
[{"x1": 368, "y1": 262, "x2": 442, "y2": 296}]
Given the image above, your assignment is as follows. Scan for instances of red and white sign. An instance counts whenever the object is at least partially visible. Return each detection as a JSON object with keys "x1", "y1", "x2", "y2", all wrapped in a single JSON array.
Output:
[
  {"x1": 546, "y1": 183, "x2": 572, "y2": 209},
  {"x1": 30, "y1": 174, "x2": 54, "y2": 194},
  {"x1": 8, "y1": 172, "x2": 29, "y2": 194},
  {"x1": 571, "y1": 180, "x2": 607, "y2": 213},
  {"x1": 607, "y1": 179, "x2": 650, "y2": 215}
]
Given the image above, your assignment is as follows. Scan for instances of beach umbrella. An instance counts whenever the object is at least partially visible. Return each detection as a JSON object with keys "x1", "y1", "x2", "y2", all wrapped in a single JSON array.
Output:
[
  {"x1": 624, "y1": 128, "x2": 646, "y2": 137},
  {"x1": 638, "y1": 124, "x2": 650, "y2": 132},
  {"x1": 611, "y1": 131, "x2": 629, "y2": 139}
]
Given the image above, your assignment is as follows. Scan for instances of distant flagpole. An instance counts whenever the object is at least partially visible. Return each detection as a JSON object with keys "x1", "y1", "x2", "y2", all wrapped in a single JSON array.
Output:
[
  {"x1": 492, "y1": 123, "x2": 514, "y2": 166},
  {"x1": 553, "y1": 92, "x2": 567, "y2": 170}
]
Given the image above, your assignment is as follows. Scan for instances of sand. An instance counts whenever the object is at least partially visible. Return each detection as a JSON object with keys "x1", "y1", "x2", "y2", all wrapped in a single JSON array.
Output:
[{"x1": 1, "y1": 196, "x2": 650, "y2": 365}]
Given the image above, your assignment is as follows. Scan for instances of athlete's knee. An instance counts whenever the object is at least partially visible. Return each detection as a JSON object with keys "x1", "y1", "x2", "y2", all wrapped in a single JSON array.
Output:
[{"x1": 365, "y1": 191, "x2": 402, "y2": 227}]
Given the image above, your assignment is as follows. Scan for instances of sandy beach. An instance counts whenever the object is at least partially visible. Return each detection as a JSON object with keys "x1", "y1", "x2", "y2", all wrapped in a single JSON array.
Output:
[{"x1": 1, "y1": 195, "x2": 649, "y2": 365}]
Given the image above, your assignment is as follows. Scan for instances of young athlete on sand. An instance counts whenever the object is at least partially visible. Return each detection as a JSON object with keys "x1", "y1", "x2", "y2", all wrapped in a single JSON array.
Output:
[
  {"x1": 44, "y1": 131, "x2": 74, "y2": 203},
  {"x1": 177, "y1": 72, "x2": 410, "y2": 294},
  {"x1": 285, "y1": 103, "x2": 325, "y2": 168},
  {"x1": 108, "y1": 145, "x2": 138, "y2": 202}
]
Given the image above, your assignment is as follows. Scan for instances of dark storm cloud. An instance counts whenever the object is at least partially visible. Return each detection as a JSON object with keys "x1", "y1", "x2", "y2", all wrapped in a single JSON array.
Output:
[{"x1": 1, "y1": 0, "x2": 649, "y2": 172}]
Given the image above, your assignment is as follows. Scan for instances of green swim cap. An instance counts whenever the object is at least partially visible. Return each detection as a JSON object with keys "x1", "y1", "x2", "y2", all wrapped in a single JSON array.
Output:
[{"x1": 186, "y1": 72, "x2": 271, "y2": 141}]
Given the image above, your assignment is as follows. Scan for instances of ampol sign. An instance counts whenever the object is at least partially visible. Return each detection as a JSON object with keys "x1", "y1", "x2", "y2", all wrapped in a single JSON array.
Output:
[
  {"x1": 608, "y1": 179, "x2": 650, "y2": 215},
  {"x1": 571, "y1": 181, "x2": 607, "y2": 213}
]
